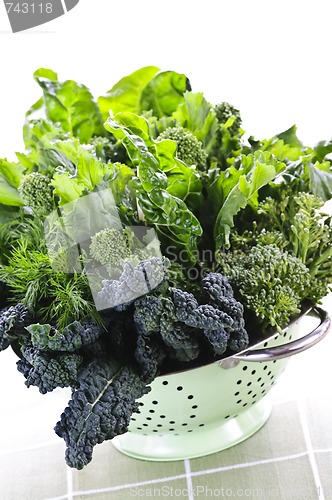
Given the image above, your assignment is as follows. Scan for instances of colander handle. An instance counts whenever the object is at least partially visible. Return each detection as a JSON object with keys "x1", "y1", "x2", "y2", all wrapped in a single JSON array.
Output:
[{"x1": 233, "y1": 306, "x2": 331, "y2": 363}]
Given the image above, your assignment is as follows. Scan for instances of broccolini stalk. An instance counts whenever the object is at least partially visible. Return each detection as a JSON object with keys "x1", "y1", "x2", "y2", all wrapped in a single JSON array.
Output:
[{"x1": 218, "y1": 244, "x2": 312, "y2": 330}]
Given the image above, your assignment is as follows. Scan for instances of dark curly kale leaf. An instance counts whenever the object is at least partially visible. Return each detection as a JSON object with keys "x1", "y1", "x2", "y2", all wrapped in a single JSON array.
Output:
[
  {"x1": 134, "y1": 334, "x2": 167, "y2": 383},
  {"x1": 0, "y1": 303, "x2": 31, "y2": 351},
  {"x1": 201, "y1": 273, "x2": 249, "y2": 352},
  {"x1": 203, "y1": 327, "x2": 230, "y2": 355},
  {"x1": 163, "y1": 323, "x2": 201, "y2": 362},
  {"x1": 27, "y1": 320, "x2": 104, "y2": 352},
  {"x1": 55, "y1": 359, "x2": 150, "y2": 469},
  {"x1": 17, "y1": 347, "x2": 83, "y2": 394}
]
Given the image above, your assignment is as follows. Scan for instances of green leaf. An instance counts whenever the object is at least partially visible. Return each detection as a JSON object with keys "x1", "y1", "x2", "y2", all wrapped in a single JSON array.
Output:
[
  {"x1": 308, "y1": 162, "x2": 332, "y2": 201},
  {"x1": 254, "y1": 125, "x2": 306, "y2": 161},
  {"x1": 214, "y1": 151, "x2": 286, "y2": 248},
  {"x1": 0, "y1": 204, "x2": 20, "y2": 225},
  {"x1": 172, "y1": 92, "x2": 218, "y2": 152},
  {"x1": 33, "y1": 68, "x2": 105, "y2": 143},
  {"x1": 312, "y1": 139, "x2": 332, "y2": 163},
  {"x1": 140, "y1": 70, "x2": 190, "y2": 118},
  {"x1": 105, "y1": 113, "x2": 202, "y2": 261},
  {"x1": 98, "y1": 66, "x2": 160, "y2": 120},
  {"x1": 0, "y1": 159, "x2": 24, "y2": 207}
]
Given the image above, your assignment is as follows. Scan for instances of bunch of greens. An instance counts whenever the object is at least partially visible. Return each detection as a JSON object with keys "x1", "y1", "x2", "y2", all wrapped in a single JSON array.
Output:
[{"x1": 1, "y1": 66, "x2": 332, "y2": 469}]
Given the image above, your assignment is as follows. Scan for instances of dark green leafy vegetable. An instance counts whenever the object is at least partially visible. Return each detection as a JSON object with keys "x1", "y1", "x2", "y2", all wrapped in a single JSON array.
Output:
[{"x1": 54, "y1": 360, "x2": 150, "y2": 469}]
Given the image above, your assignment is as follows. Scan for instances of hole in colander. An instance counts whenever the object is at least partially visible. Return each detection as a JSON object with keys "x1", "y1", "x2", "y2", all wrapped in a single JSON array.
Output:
[
  {"x1": 283, "y1": 331, "x2": 287, "y2": 338},
  {"x1": 257, "y1": 377, "x2": 262, "y2": 382},
  {"x1": 261, "y1": 383, "x2": 265, "y2": 387},
  {"x1": 152, "y1": 400, "x2": 158, "y2": 405},
  {"x1": 162, "y1": 381, "x2": 168, "y2": 385},
  {"x1": 224, "y1": 415, "x2": 230, "y2": 419},
  {"x1": 252, "y1": 393, "x2": 257, "y2": 398},
  {"x1": 262, "y1": 389, "x2": 266, "y2": 394},
  {"x1": 139, "y1": 402, "x2": 144, "y2": 407},
  {"x1": 149, "y1": 410, "x2": 155, "y2": 414},
  {"x1": 263, "y1": 365, "x2": 268, "y2": 371},
  {"x1": 169, "y1": 428, "x2": 175, "y2": 431},
  {"x1": 187, "y1": 395, "x2": 194, "y2": 400},
  {"x1": 248, "y1": 390, "x2": 252, "y2": 395},
  {"x1": 157, "y1": 424, "x2": 162, "y2": 428},
  {"x1": 160, "y1": 415, "x2": 165, "y2": 419},
  {"x1": 267, "y1": 371, "x2": 272, "y2": 376},
  {"x1": 242, "y1": 365, "x2": 248, "y2": 371},
  {"x1": 182, "y1": 423, "x2": 188, "y2": 426},
  {"x1": 153, "y1": 430, "x2": 158, "y2": 433},
  {"x1": 137, "y1": 427, "x2": 142, "y2": 430},
  {"x1": 131, "y1": 417, "x2": 136, "y2": 421},
  {"x1": 273, "y1": 360, "x2": 277, "y2": 364},
  {"x1": 188, "y1": 430, "x2": 193, "y2": 433},
  {"x1": 247, "y1": 382, "x2": 252, "y2": 387},
  {"x1": 169, "y1": 420, "x2": 175, "y2": 424},
  {"x1": 237, "y1": 379, "x2": 242, "y2": 385},
  {"x1": 243, "y1": 403, "x2": 248, "y2": 407},
  {"x1": 251, "y1": 370, "x2": 256, "y2": 375},
  {"x1": 199, "y1": 424, "x2": 205, "y2": 427},
  {"x1": 177, "y1": 386, "x2": 183, "y2": 391},
  {"x1": 146, "y1": 417, "x2": 152, "y2": 421},
  {"x1": 143, "y1": 424, "x2": 148, "y2": 427},
  {"x1": 192, "y1": 405, "x2": 198, "y2": 409},
  {"x1": 234, "y1": 391, "x2": 240, "y2": 396},
  {"x1": 263, "y1": 342, "x2": 268, "y2": 348},
  {"x1": 190, "y1": 415, "x2": 196, "y2": 419},
  {"x1": 237, "y1": 400, "x2": 242, "y2": 404}
]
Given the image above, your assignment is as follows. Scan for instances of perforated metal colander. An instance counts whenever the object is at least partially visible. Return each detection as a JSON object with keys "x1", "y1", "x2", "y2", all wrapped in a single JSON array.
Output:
[{"x1": 112, "y1": 307, "x2": 330, "y2": 460}]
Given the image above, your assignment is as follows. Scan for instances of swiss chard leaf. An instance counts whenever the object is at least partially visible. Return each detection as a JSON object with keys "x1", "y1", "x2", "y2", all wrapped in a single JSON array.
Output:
[
  {"x1": 33, "y1": 68, "x2": 105, "y2": 143},
  {"x1": 214, "y1": 151, "x2": 286, "y2": 248},
  {"x1": 140, "y1": 70, "x2": 190, "y2": 118},
  {"x1": 0, "y1": 159, "x2": 24, "y2": 207},
  {"x1": 105, "y1": 113, "x2": 202, "y2": 261},
  {"x1": 98, "y1": 66, "x2": 160, "y2": 120}
]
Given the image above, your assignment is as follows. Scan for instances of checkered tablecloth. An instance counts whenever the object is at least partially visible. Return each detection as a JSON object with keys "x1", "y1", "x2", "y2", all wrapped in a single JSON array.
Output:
[{"x1": 1, "y1": 296, "x2": 331, "y2": 500}]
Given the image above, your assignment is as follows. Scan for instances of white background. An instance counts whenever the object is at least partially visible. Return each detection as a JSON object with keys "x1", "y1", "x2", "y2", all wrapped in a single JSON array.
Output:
[
  {"x1": 0, "y1": 0, "x2": 332, "y2": 160},
  {"x1": 0, "y1": 0, "x2": 332, "y2": 473}
]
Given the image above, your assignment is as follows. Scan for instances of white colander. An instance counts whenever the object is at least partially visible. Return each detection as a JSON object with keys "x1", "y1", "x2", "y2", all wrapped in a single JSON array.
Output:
[{"x1": 112, "y1": 307, "x2": 330, "y2": 460}]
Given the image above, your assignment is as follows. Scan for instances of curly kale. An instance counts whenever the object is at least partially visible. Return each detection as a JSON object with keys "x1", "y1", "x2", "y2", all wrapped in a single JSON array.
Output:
[
  {"x1": 133, "y1": 273, "x2": 248, "y2": 360},
  {"x1": 27, "y1": 320, "x2": 104, "y2": 352},
  {"x1": 158, "y1": 126, "x2": 208, "y2": 170},
  {"x1": 18, "y1": 172, "x2": 54, "y2": 214},
  {"x1": 98, "y1": 257, "x2": 166, "y2": 310},
  {"x1": 54, "y1": 360, "x2": 150, "y2": 469},
  {"x1": 201, "y1": 273, "x2": 249, "y2": 351},
  {"x1": 17, "y1": 347, "x2": 83, "y2": 394},
  {"x1": 0, "y1": 303, "x2": 31, "y2": 351},
  {"x1": 219, "y1": 244, "x2": 312, "y2": 329},
  {"x1": 134, "y1": 334, "x2": 167, "y2": 382}
]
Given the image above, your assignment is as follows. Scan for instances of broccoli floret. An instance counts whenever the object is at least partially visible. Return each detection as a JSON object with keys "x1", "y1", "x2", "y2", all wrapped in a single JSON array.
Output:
[
  {"x1": 219, "y1": 244, "x2": 312, "y2": 329},
  {"x1": 209, "y1": 102, "x2": 243, "y2": 169},
  {"x1": 27, "y1": 319, "x2": 104, "y2": 352},
  {"x1": 158, "y1": 126, "x2": 208, "y2": 170},
  {"x1": 54, "y1": 360, "x2": 150, "y2": 469},
  {"x1": 89, "y1": 228, "x2": 130, "y2": 266},
  {"x1": 0, "y1": 303, "x2": 31, "y2": 351},
  {"x1": 214, "y1": 102, "x2": 242, "y2": 135},
  {"x1": 17, "y1": 347, "x2": 83, "y2": 394},
  {"x1": 18, "y1": 172, "x2": 54, "y2": 214}
]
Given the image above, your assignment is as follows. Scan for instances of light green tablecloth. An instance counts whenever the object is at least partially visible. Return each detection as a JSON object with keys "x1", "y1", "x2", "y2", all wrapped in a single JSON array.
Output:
[{"x1": 1, "y1": 297, "x2": 331, "y2": 500}]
